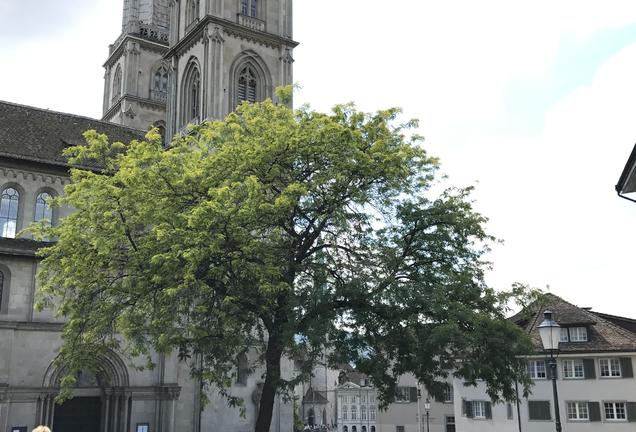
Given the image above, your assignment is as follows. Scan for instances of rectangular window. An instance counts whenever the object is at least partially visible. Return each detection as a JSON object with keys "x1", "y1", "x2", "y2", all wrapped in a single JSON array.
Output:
[
  {"x1": 600, "y1": 359, "x2": 622, "y2": 377},
  {"x1": 370, "y1": 405, "x2": 376, "y2": 420},
  {"x1": 527, "y1": 360, "x2": 547, "y2": 379},
  {"x1": 472, "y1": 401, "x2": 486, "y2": 419},
  {"x1": 563, "y1": 360, "x2": 585, "y2": 379},
  {"x1": 604, "y1": 402, "x2": 627, "y2": 421},
  {"x1": 342, "y1": 405, "x2": 348, "y2": 420},
  {"x1": 560, "y1": 327, "x2": 570, "y2": 342},
  {"x1": 567, "y1": 402, "x2": 589, "y2": 420},
  {"x1": 396, "y1": 427, "x2": 405, "y2": 432},
  {"x1": 361, "y1": 395, "x2": 366, "y2": 403},
  {"x1": 528, "y1": 401, "x2": 551, "y2": 421},
  {"x1": 351, "y1": 405, "x2": 357, "y2": 420},
  {"x1": 395, "y1": 387, "x2": 410, "y2": 402},
  {"x1": 443, "y1": 385, "x2": 453, "y2": 403},
  {"x1": 569, "y1": 327, "x2": 588, "y2": 342}
]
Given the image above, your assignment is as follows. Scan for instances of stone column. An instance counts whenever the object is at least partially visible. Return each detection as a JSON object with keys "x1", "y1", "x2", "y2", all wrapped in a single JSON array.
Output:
[{"x1": 208, "y1": 26, "x2": 224, "y2": 119}]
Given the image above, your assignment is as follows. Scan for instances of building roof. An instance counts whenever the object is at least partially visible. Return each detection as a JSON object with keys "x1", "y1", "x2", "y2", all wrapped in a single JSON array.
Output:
[
  {"x1": 0, "y1": 100, "x2": 144, "y2": 168},
  {"x1": 512, "y1": 294, "x2": 636, "y2": 353},
  {"x1": 303, "y1": 388, "x2": 329, "y2": 405},
  {"x1": 616, "y1": 143, "x2": 636, "y2": 195}
]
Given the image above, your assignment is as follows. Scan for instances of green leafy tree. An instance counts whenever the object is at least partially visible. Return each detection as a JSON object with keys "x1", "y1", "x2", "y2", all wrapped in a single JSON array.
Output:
[{"x1": 35, "y1": 90, "x2": 533, "y2": 432}]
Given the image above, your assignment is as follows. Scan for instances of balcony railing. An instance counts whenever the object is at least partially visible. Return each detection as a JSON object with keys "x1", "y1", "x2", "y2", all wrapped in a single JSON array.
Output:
[{"x1": 237, "y1": 14, "x2": 266, "y2": 32}]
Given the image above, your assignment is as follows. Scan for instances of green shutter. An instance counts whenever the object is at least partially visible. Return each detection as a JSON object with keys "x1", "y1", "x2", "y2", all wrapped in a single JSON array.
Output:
[
  {"x1": 583, "y1": 359, "x2": 596, "y2": 379},
  {"x1": 529, "y1": 401, "x2": 551, "y2": 421},
  {"x1": 627, "y1": 402, "x2": 636, "y2": 422},
  {"x1": 620, "y1": 358, "x2": 634, "y2": 378},
  {"x1": 409, "y1": 387, "x2": 418, "y2": 402},
  {"x1": 485, "y1": 402, "x2": 492, "y2": 419},
  {"x1": 588, "y1": 402, "x2": 601, "y2": 422}
]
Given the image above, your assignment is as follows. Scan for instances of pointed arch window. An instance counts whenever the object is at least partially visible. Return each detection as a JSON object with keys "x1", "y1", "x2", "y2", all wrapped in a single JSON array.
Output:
[
  {"x1": 237, "y1": 65, "x2": 257, "y2": 104},
  {"x1": 35, "y1": 192, "x2": 53, "y2": 226},
  {"x1": 112, "y1": 65, "x2": 122, "y2": 102},
  {"x1": 181, "y1": 60, "x2": 201, "y2": 125},
  {"x1": 152, "y1": 65, "x2": 169, "y2": 102},
  {"x1": 0, "y1": 188, "x2": 19, "y2": 238}
]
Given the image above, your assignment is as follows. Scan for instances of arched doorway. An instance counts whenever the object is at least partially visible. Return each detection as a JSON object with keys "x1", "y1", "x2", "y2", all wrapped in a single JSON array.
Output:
[{"x1": 39, "y1": 351, "x2": 130, "y2": 432}]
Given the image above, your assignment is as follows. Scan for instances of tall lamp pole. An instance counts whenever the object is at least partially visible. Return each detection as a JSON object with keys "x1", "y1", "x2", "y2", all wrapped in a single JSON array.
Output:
[
  {"x1": 538, "y1": 310, "x2": 562, "y2": 432},
  {"x1": 424, "y1": 398, "x2": 430, "y2": 432}
]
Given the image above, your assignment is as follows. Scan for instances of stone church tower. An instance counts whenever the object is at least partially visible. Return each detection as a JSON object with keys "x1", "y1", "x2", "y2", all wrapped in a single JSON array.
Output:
[
  {"x1": 102, "y1": 0, "x2": 172, "y2": 132},
  {"x1": 103, "y1": 0, "x2": 297, "y2": 141}
]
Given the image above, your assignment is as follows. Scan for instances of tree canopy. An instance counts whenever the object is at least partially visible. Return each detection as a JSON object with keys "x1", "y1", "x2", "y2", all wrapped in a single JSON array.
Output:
[{"x1": 35, "y1": 91, "x2": 533, "y2": 432}]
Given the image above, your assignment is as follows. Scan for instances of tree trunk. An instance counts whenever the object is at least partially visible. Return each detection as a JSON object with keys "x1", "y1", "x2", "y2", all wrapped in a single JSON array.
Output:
[{"x1": 255, "y1": 333, "x2": 283, "y2": 432}]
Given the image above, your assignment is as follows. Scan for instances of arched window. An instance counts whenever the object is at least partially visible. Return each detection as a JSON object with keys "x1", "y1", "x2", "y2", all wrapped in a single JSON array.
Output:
[
  {"x1": 152, "y1": 65, "x2": 169, "y2": 102},
  {"x1": 343, "y1": 427, "x2": 348, "y2": 432},
  {"x1": 240, "y1": 0, "x2": 258, "y2": 17},
  {"x1": 236, "y1": 352, "x2": 248, "y2": 385},
  {"x1": 112, "y1": 65, "x2": 122, "y2": 101},
  {"x1": 0, "y1": 187, "x2": 19, "y2": 238},
  {"x1": 35, "y1": 192, "x2": 53, "y2": 226},
  {"x1": 352, "y1": 427, "x2": 357, "y2": 432},
  {"x1": 362, "y1": 427, "x2": 367, "y2": 432},
  {"x1": 371, "y1": 427, "x2": 375, "y2": 432},
  {"x1": 181, "y1": 60, "x2": 201, "y2": 125},
  {"x1": 237, "y1": 65, "x2": 257, "y2": 104}
]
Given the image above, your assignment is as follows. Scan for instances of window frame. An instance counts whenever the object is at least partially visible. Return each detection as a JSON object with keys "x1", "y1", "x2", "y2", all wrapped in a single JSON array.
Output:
[
  {"x1": 395, "y1": 386, "x2": 411, "y2": 403},
  {"x1": 0, "y1": 186, "x2": 21, "y2": 239},
  {"x1": 443, "y1": 384, "x2": 453, "y2": 403},
  {"x1": 569, "y1": 327, "x2": 588, "y2": 342},
  {"x1": 472, "y1": 401, "x2": 486, "y2": 419},
  {"x1": 181, "y1": 58, "x2": 202, "y2": 127},
  {"x1": 528, "y1": 400, "x2": 552, "y2": 421},
  {"x1": 599, "y1": 358, "x2": 622, "y2": 378},
  {"x1": 527, "y1": 360, "x2": 547, "y2": 380},
  {"x1": 562, "y1": 359, "x2": 585, "y2": 379},
  {"x1": 566, "y1": 401, "x2": 589, "y2": 421},
  {"x1": 112, "y1": 64, "x2": 122, "y2": 102},
  {"x1": 604, "y1": 401, "x2": 627, "y2": 421}
]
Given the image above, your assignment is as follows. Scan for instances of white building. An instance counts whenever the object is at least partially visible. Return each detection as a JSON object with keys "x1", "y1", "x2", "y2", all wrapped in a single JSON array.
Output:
[{"x1": 455, "y1": 294, "x2": 636, "y2": 431}]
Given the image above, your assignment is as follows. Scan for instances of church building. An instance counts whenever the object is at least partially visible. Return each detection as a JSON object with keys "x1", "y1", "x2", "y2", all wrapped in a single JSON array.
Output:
[{"x1": 0, "y1": 1, "x2": 297, "y2": 431}]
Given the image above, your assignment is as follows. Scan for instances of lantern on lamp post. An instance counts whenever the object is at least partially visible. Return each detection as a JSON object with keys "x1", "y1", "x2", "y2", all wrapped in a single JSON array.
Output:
[{"x1": 537, "y1": 310, "x2": 562, "y2": 432}]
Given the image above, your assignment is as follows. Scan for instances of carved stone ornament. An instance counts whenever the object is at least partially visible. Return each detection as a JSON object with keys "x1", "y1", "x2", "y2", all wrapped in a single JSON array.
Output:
[{"x1": 123, "y1": 105, "x2": 137, "y2": 119}]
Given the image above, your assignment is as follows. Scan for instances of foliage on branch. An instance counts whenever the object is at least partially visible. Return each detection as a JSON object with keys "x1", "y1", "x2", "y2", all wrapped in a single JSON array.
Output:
[{"x1": 33, "y1": 91, "x2": 533, "y2": 432}]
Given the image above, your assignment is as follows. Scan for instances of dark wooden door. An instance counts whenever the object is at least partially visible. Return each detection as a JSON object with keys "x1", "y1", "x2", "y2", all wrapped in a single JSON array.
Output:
[{"x1": 54, "y1": 397, "x2": 101, "y2": 432}]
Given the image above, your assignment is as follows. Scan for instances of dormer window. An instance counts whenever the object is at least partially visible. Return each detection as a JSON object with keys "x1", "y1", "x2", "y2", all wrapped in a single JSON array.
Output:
[{"x1": 560, "y1": 326, "x2": 588, "y2": 342}]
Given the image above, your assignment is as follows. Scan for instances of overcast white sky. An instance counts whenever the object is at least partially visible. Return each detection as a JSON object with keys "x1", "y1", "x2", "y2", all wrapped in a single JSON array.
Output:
[{"x1": 2, "y1": 1, "x2": 636, "y2": 316}]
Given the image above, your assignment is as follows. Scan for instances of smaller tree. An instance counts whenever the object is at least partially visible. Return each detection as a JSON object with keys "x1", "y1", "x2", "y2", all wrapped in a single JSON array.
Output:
[{"x1": 35, "y1": 91, "x2": 533, "y2": 432}]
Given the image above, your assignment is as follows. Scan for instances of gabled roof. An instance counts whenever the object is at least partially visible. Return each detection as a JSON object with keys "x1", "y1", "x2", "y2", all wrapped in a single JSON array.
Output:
[
  {"x1": 0, "y1": 100, "x2": 144, "y2": 168},
  {"x1": 512, "y1": 293, "x2": 636, "y2": 353},
  {"x1": 303, "y1": 388, "x2": 329, "y2": 404}
]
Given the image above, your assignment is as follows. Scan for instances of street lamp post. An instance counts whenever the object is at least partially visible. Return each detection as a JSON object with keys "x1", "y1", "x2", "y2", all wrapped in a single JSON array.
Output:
[
  {"x1": 424, "y1": 398, "x2": 430, "y2": 432},
  {"x1": 537, "y1": 310, "x2": 562, "y2": 432}
]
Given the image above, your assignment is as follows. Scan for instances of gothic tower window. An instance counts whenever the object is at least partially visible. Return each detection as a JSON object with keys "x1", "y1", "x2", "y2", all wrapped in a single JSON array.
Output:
[
  {"x1": 181, "y1": 60, "x2": 201, "y2": 125},
  {"x1": 0, "y1": 187, "x2": 19, "y2": 238},
  {"x1": 240, "y1": 0, "x2": 258, "y2": 17},
  {"x1": 112, "y1": 65, "x2": 122, "y2": 102},
  {"x1": 152, "y1": 65, "x2": 169, "y2": 102},
  {"x1": 237, "y1": 65, "x2": 257, "y2": 104}
]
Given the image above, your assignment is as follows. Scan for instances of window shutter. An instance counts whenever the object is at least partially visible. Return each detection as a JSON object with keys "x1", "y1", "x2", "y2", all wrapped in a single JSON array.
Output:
[
  {"x1": 463, "y1": 400, "x2": 473, "y2": 418},
  {"x1": 620, "y1": 358, "x2": 634, "y2": 378},
  {"x1": 485, "y1": 402, "x2": 492, "y2": 419},
  {"x1": 627, "y1": 402, "x2": 636, "y2": 422},
  {"x1": 528, "y1": 401, "x2": 551, "y2": 421},
  {"x1": 583, "y1": 359, "x2": 596, "y2": 379},
  {"x1": 588, "y1": 402, "x2": 601, "y2": 422},
  {"x1": 409, "y1": 387, "x2": 418, "y2": 403}
]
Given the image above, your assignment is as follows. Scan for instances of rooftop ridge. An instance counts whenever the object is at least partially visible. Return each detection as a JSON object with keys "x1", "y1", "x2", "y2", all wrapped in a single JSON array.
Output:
[{"x1": 0, "y1": 100, "x2": 146, "y2": 136}]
